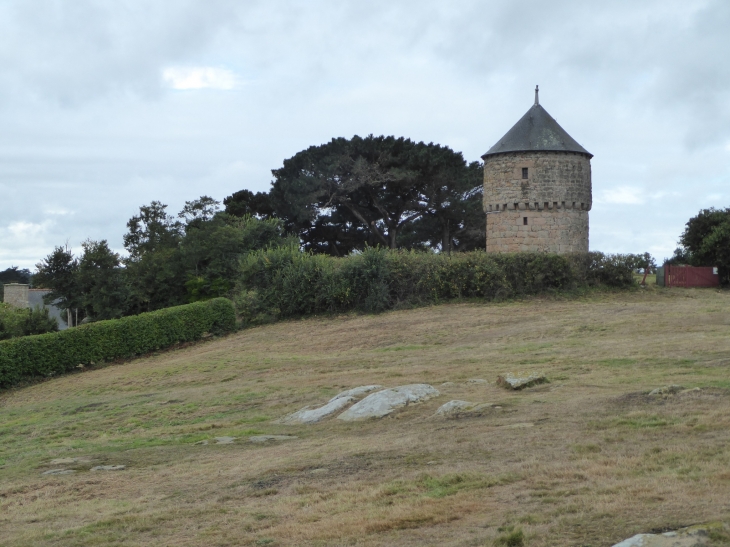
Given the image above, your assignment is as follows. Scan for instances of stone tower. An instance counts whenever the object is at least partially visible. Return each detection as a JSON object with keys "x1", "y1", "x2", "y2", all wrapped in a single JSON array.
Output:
[{"x1": 482, "y1": 86, "x2": 592, "y2": 253}]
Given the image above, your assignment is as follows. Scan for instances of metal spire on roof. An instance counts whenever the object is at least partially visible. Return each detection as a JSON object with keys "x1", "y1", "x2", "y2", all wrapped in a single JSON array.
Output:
[{"x1": 534, "y1": 85, "x2": 539, "y2": 106}]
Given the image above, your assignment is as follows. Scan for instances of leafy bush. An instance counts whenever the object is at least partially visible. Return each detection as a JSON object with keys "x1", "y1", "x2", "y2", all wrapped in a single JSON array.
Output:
[
  {"x1": 671, "y1": 207, "x2": 730, "y2": 284},
  {"x1": 0, "y1": 298, "x2": 235, "y2": 388},
  {"x1": 495, "y1": 526, "x2": 524, "y2": 547},
  {"x1": 236, "y1": 248, "x2": 638, "y2": 322},
  {"x1": 0, "y1": 304, "x2": 59, "y2": 341}
]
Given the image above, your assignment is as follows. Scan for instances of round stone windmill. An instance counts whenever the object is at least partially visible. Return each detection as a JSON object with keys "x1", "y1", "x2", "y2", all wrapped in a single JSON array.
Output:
[{"x1": 482, "y1": 86, "x2": 592, "y2": 253}]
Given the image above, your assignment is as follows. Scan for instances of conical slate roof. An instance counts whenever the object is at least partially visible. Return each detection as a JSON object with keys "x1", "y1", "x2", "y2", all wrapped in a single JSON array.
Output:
[{"x1": 482, "y1": 96, "x2": 592, "y2": 159}]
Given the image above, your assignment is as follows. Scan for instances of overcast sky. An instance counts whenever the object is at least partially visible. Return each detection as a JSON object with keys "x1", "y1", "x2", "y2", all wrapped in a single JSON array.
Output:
[{"x1": 1, "y1": 0, "x2": 728, "y2": 270}]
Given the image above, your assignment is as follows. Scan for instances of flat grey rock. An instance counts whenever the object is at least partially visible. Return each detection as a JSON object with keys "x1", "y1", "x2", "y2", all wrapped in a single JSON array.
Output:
[
  {"x1": 214, "y1": 436, "x2": 236, "y2": 444},
  {"x1": 337, "y1": 384, "x2": 440, "y2": 421},
  {"x1": 249, "y1": 435, "x2": 298, "y2": 443},
  {"x1": 648, "y1": 385, "x2": 684, "y2": 396},
  {"x1": 611, "y1": 523, "x2": 721, "y2": 546},
  {"x1": 335, "y1": 385, "x2": 383, "y2": 399},
  {"x1": 43, "y1": 469, "x2": 76, "y2": 475},
  {"x1": 50, "y1": 457, "x2": 82, "y2": 465},
  {"x1": 466, "y1": 378, "x2": 488, "y2": 385},
  {"x1": 279, "y1": 385, "x2": 382, "y2": 424},
  {"x1": 435, "y1": 400, "x2": 493, "y2": 418},
  {"x1": 497, "y1": 373, "x2": 548, "y2": 390},
  {"x1": 91, "y1": 465, "x2": 125, "y2": 471}
]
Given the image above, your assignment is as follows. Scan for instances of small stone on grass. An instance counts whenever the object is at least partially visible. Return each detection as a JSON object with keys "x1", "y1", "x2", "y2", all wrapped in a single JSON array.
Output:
[
  {"x1": 214, "y1": 437, "x2": 236, "y2": 444},
  {"x1": 497, "y1": 373, "x2": 548, "y2": 390},
  {"x1": 435, "y1": 400, "x2": 493, "y2": 419},
  {"x1": 91, "y1": 465, "x2": 125, "y2": 471},
  {"x1": 648, "y1": 385, "x2": 684, "y2": 396},
  {"x1": 249, "y1": 435, "x2": 298, "y2": 443},
  {"x1": 50, "y1": 458, "x2": 81, "y2": 465}
]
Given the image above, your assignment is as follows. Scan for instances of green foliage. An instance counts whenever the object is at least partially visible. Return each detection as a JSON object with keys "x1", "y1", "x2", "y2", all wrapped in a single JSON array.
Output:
[
  {"x1": 0, "y1": 266, "x2": 31, "y2": 285},
  {"x1": 0, "y1": 298, "x2": 235, "y2": 388},
  {"x1": 224, "y1": 189, "x2": 275, "y2": 219},
  {"x1": 77, "y1": 239, "x2": 129, "y2": 321},
  {"x1": 178, "y1": 214, "x2": 288, "y2": 304},
  {"x1": 567, "y1": 252, "x2": 641, "y2": 287},
  {"x1": 34, "y1": 245, "x2": 81, "y2": 315},
  {"x1": 123, "y1": 201, "x2": 182, "y2": 261},
  {"x1": 495, "y1": 526, "x2": 525, "y2": 547},
  {"x1": 266, "y1": 134, "x2": 484, "y2": 255},
  {"x1": 673, "y1": 207, "x2": 730, "y2": 283},
  {"x1": 38, "y1": 202, "x2": 288, "y2": 321},
  {"x1": 236, "y1": 248, "x2": 638, "y2": 323},
  {"x1": 0, "y1": 304, "x2": 59, "y2": 341}
]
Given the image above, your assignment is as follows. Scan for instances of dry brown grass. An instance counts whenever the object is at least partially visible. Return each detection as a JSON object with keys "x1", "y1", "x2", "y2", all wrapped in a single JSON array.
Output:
[{"x1": 2, "y1": 287, "x2": 730, "y2": 546}]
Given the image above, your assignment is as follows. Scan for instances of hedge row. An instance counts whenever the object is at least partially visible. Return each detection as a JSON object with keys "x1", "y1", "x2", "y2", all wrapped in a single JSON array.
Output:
[
  {"x1": 0, "y1": 297, "x2": 236, "y2": 388},
  {"x1": 235, "y1": 247, "x2": 639, "y2": 321}
]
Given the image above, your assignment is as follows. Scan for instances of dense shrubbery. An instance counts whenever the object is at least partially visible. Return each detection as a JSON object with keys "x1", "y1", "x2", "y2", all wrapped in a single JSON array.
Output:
[
  {"x1": 235, "y1": 247, "x2": 641, "y2": 323},
  {"x1": 34, "y1": 208, "x2": 287, "y2": 325},
  {"x1": 0, "y1": 298, "x2": 235, "y2": 388},
  {"x1": 671, "y1": 207, "x2": 730, "y2": 284},
  {"x1": 0, "y1": 304, "x2": 59, "y2": 340}
]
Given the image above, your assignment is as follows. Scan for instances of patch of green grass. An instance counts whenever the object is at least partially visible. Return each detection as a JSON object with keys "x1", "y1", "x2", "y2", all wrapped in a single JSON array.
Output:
[
  {"x1": 707, "y1": 527, "x2": 730, "y2": 544},
  {"x1": 378, "y1": 473, "x2": 519, "y2": 500},
  {"x1": 494, "y1": 525, "x2": 524, "y2": 546},
  {"x1": 375, "y1": 345, "x2": 429, "y2": 352},
  {"x1": 506, "y1": 343, "x2": 553, "y2": 355},
  {"x1": 418, "y1": 473, "x2": 518, "y2": 498},
  {"x1": 596, "y1": 358, "x2": 637, "y2": 367},
  {"x1": 576, "y1": 325, "x2": 609, "y2": 333},
  {"x1": 615, "y1": 415, "x2": 678, "y2": 429},
  {"x1": 572, "y1": 444, "x2": 602, "y2": 454}
]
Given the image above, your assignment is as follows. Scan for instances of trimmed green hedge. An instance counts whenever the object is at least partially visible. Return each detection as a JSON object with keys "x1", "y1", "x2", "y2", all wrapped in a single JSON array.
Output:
[
  {"x1": 236, "y1": 247, "x2": 641, "y2": 322},
  {"x1": 0, "y1": 297, "x2": 235, "y2": 388}
]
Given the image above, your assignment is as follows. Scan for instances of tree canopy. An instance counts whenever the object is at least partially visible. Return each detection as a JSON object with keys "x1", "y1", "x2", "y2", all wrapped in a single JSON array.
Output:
[
  {"x1": 35, "y1": 197, "x2": 288, "y2": 323},
  {"x1": 226, "y1": 135, "x2": 485, "y2": 255},
  {"x1": 672, "y1": 207, "x2": 730, "y2": 283}
]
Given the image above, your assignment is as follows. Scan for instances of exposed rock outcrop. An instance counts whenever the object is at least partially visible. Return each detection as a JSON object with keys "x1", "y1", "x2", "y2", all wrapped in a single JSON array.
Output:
[
  {"x1": 337, "y1": 384, "x2": 439, "y2": 421},
  {"x1": 434, "y1": 400, "x2": 493, "y2": 419},
  {"x1": 497, "y1": 373, "x2": 548, "y2": 390},
  {"x1": 279, "y1": 385, "x2": 382, "y2": 424}
]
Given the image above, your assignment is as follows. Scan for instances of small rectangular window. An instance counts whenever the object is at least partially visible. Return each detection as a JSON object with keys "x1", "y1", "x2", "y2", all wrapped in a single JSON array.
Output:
[
  {"x1": 522, "y1": 167, "x2": 528, "y2": 179},
  {"x1": 523, "y1": 217, "x2": 528, "y2": 225}
]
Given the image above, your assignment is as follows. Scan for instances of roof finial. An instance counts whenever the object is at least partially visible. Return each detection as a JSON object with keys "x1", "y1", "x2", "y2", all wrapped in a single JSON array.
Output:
[{"x1": 534, "y1": 85, "x2": 539, "y2": 106}]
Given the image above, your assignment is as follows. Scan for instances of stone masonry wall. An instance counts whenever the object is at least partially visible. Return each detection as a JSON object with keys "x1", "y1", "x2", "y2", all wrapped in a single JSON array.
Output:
[
  {"x1": 483, "y1": 150, "x2": 591, "y2": 253},
  {"x1": 483, "y1": 151, "x2": 592, "y2": 213},
  {"x1": 3, "y1": 283, "x2": 29, "y2": 308},
  {"x1": 486, "y1": 210, "x2": 589, "y2": 253}
]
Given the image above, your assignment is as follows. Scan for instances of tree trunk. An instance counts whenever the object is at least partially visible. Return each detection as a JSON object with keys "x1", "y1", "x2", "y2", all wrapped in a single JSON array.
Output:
[{"x1": 442, "y1": 220, "x2": 451, "y2": 255}]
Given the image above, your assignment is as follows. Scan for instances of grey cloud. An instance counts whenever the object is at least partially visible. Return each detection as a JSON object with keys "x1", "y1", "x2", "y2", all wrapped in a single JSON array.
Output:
[
  {"x1": 1, "y1": 0, "x2": 729, "y2": 269},
  {"x1": 0, "y1": 0, "x2": 247, "y2": 104}
]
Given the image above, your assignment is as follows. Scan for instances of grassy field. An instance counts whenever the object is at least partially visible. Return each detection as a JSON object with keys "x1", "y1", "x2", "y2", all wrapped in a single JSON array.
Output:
[{"x1": 2, "y1": 286, "x2": 730, "y2": 546}]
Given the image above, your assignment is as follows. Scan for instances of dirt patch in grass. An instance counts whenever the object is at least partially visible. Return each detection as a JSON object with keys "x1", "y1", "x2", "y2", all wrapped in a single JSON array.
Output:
[{"x1": 1, "y1": 288, "x2": 730, "y2": 546}]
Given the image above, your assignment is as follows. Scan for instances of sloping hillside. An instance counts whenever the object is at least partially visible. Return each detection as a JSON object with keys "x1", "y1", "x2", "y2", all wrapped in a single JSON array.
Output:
[{"x1": 1, "y1": 289, "x2": 730, "y2": 546}]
